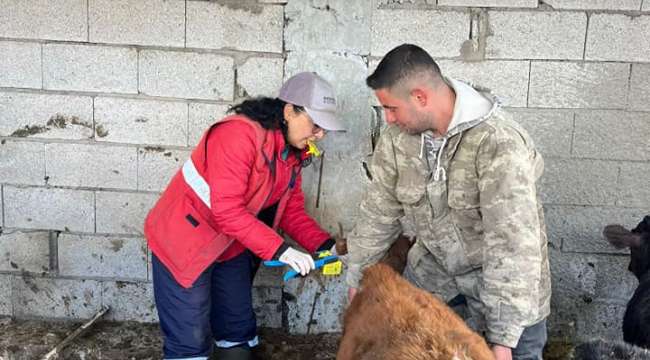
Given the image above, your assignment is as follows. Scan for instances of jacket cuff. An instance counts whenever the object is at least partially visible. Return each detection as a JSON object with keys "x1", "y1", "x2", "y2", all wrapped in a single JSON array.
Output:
[
  {"x1": 316, "y1": 238, "x2": 336, "y2": 253},
  {"x1": 272, "y1": 243, "x2": 290, "y2": 260}
]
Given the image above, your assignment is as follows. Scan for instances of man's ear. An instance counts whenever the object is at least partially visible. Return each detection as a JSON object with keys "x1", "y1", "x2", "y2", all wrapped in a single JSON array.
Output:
[{"x1": 410, "y1": 88, "x2": 428, "y2": 107}]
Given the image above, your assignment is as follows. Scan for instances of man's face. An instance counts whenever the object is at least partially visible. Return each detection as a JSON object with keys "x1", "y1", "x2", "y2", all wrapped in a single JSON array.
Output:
[{"x1": 375, "y1": 88, "x2": 433, "y2": 135}]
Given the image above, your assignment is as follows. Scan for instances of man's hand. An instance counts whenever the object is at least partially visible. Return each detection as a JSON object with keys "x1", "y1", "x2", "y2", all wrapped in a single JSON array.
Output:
[
  {"x1": 491, "y1": 344, "x2": 512, "y2": 360},
  {"x1": 347, "y1": 287, "x2": 358, "y2": 304}
]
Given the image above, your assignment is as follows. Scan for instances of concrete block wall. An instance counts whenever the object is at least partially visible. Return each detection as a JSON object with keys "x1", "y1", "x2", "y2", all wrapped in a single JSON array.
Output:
[{"x1": 0, "y1": 0, "x2": 649, "y2": 346}]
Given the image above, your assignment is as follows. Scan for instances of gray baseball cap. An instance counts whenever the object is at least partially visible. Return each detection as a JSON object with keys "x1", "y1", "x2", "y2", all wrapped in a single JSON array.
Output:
[{"x1": 278, "y1": 72, "x2": 345, "y2": 131}]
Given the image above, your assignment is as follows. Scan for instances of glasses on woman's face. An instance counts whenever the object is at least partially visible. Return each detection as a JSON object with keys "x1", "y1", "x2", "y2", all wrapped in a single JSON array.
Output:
[{"x1": 312, "y1": 123, "x2": 326, "y2": 135}]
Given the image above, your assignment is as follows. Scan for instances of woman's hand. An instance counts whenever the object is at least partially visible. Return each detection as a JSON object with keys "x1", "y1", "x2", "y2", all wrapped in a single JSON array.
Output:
[{"x1": 279, "y1": 247, "x2": 316, "y2": 276}]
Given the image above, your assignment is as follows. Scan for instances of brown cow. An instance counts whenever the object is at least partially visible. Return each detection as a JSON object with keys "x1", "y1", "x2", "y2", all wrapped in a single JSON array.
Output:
[{"x1": 337, "y1": 263, "x2": 494, "y2": 360}]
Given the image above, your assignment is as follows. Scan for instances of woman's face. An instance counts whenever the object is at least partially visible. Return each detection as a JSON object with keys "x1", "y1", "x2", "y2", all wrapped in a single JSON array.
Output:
[{"x1": 283, "y1": 104, "x2": 325, "y2": 149}]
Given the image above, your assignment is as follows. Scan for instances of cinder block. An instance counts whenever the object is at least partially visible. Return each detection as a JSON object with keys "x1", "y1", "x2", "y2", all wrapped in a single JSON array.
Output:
[
  {"x1": 285, "y1": 274, "x2": 346, "y2": 334},
  {"x1": 370, "y1": 10, "x2": 469, "y2": 57},
  {"x1": 573, "y1": 111, "x2": 650, "y2": 161},
  {"x1": 544, "y1": 205, "x2": 647, "y2": 253},
  {"x1": 438, "y1": 0, "x2": 537, "y2": 7},
  {"x1": 586, "y1": 14, "x2": 650, "y2": 62},
  {"x1": 438, "y1": 60, "x2": 530, "y2": 107},
  {"x1": 13, "y1": 276, "x2": 102, "y2": 319},
  {"x1": 540, "y1": 158, "x2": 618, "y2": 206},
  {"x1": 147, "y1": 249, "x2": 152, "y2": 281},
  {"x1": 644, "y1": 0, "x2": 650, "y2": 11},
  {"x1": 237, "y1": 57, "x2": 284, "y2": 98},
  {"x1": 0, "y1": 0, "x2": 87, "y2": 41},
  {"x1": 285, "y1": 51, "x2": 373, "y2": 161},
  {"x1": 3, "y1": 186, "x2": 94, "y2": 232},
  {"x1": 58, "y1": 234, "x2": 147, "y2": 280},
  {"x1": 617, "y1": 162, "x2": 650, "y2": 208},
  {"x1": 376, "y1": 0, "x2": 432, "y2": 7},
  {"x1": 0, "y1": 230, "x2": 49, "y2": 273},
  {"x1": 102, "y1": 281, "x2": 157, "y2": 322},
  {"x1": 186, "y1": 2, "x2": 283, "y2": 53},
  {"x1": 253, "y1": 286, "x2": 282, "y2": 328},
  {"x1": 529, "y1": 62, "x2": 629, "y2": 109},
  {"x1": 0, "y1": 41, "x2": 41, "y2": 88},
  {"x1": 0, "y1": 140, "x2": 45, "y2": 186},
  {"x1": 137, "y1": 148, "x2": 190, "y2": 192},
  {"x1": 593, "y1": 255, "x2": 637, "y2": 301},
  {"x1": 285, "y1": 0, "x2": 371, "y2": 54},
  {"x1": 507, "y1": 108, "x2": 574, "y2": 158},
  {"x1": 253, "y1": 266, "x2": 283, "y2": 287},
  {"x1": 93, "y1": 97, "x2": 188, "y2": 146},
  {"x1": 486, "y1": 11, "x2": 586, "y2": 60},
  {"x1": 629, "y1": 64, "x2": 650, "y2": 112},
  {"x1": 0, "y1": 275, "x2": 11, "y2": 315},
  {"x1": 575, "y1": 299, "x2": 627, "y2": 342},
  {"x1": 0, "y1": 91, "x2": 94, "y2": 140},
  {"x1": 299, "y1": 151, "x2": 367, "y2": 234},
  {"x1": 139, "y1": 50, "x2": 234, "y2": 101},
  {"x1": 45, "y1": 143, "x2": 138, "y2": 190},
  {"x1": 188, "y1": 103, "x2": 230, "y2": 146},
  {"x1": 544, "y1": 0, "x2": 642, "y2": 10},
  {"x1": 550, "y1": 248, "x2": 597, "y2": 300},
  {"x1": 95, "y1": 191, "x2": 158, "y2": 235},
  {"x1": 548, "y1": 294, "x2": 579, "y2": 340},
  {"x1": 549, "y1": 250, "x2": 636, "y2": 341},
  {"x1": 43, "y1": 44, "x2": 137, "y2": 93},
  {"x1": 89, "y1": 0, "x2": 185, "y2": 47}
]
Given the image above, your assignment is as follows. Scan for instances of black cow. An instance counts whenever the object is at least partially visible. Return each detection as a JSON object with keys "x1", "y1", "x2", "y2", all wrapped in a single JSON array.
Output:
[
  {"x1": 575, "y1": 339, "x2": 650, "y2": 360},
  {"x1": 603, "y1": 215, "x2": 650, "y2": 349}
]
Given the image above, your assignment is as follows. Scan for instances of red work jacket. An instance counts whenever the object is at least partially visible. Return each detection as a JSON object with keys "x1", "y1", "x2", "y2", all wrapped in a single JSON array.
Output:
[{"x1": 145, "y1": 115, "x2": 330, "y2": 288}]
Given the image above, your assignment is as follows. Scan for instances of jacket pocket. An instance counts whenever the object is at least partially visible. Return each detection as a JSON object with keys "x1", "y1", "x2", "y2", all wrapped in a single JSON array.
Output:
[
  {"x1": 150, "y1": 194, "x2": 223, "y2": 272},
  {"x1": 448, "y1": 188, "x2": 483, "y2": 268},
  {"x1": 397, "y1": 189, "x2": 431, "y2": 244},
  {"x1": 421, "y1": 212, "x2": 474, "y2": 276}
]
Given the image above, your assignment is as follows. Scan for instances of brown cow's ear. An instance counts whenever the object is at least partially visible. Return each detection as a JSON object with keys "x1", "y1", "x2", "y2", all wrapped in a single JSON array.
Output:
[{"x1": 603, "y1": 224, "x2": 643, "y2": 249}]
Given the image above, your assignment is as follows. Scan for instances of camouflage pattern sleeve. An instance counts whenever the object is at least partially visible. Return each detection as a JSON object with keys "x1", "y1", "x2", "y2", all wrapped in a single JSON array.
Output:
[
  {"x1": 345, "y1": 128, "x2": 404, "y2": 288},
  {"x1": 476, "y1": 125, "x2": 544, "y2": 348}
]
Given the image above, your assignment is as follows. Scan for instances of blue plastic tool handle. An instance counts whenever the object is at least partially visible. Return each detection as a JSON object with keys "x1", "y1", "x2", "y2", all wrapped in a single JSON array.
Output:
[
  {"x1": 263, "y1": 254, "x2": 338, "y2": 268},
  {"x1": 282, "y1": 255, "x2": 339, "y2": 281},
  {"x1": 263, "y1": 260, "x2": 285, "y2": 267}
]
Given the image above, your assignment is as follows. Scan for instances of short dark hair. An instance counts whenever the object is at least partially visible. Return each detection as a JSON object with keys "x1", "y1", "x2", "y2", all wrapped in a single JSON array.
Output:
[{"x1": 366, "y1": 44, "x2": 442, "y2": 90}]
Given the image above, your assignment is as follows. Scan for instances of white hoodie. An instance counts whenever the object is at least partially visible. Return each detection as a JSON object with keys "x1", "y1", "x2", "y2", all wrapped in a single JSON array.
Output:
[{"x1": 420, "y1": 78, "x2": 500, "y2": 182}]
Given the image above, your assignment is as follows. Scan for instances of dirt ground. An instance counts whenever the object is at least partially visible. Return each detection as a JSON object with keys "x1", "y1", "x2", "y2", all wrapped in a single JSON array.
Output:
[
  {"x1": 0, "y1": 316, "x2": 339, "y2": 360},
  {"x1": 0, "y1": 315, "x2": 574, "y2": 360}
]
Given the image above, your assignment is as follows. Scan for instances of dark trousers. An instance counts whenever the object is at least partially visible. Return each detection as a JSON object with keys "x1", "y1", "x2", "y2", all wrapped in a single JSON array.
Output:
[
  {"x1": 512, "y1": 319, "x2": 547, "y2": 360},
  {"x1": 152, "y1": 251, "x2": 261, "y2": 359},
  {"x1": 448, "y1": 295, "x2": 547, "y2": 360}
]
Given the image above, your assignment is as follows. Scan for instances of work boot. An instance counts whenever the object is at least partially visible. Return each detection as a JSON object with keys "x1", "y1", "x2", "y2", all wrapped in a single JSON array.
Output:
[{"x1": 212, "y1": 345, "x2": 254, "y2": 360}]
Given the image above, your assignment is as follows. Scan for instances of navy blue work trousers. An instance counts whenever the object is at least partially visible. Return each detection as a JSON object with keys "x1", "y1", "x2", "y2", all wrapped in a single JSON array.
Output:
[{"x1": 152, "y1": 251, "x2": 261, "y2": 360}]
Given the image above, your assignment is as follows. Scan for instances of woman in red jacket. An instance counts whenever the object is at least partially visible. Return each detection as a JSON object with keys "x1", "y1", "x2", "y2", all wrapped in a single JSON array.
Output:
[{"x1": 144, "y1": 72, "x2": 345, "y2": 360}]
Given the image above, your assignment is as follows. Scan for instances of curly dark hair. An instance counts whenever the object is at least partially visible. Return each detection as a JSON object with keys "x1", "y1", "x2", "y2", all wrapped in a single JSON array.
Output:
[
  {"x1": 227, "y1": 97, "x2": 304, "y2": 131},
  {"x1": 227, "y1": 97, "x2": 308, "y2": 163}
]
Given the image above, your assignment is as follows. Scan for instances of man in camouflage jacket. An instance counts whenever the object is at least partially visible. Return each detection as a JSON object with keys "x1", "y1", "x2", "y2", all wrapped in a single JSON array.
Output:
[{"x1": 346, "y1": 44, "x2": 551, "y2": 360}]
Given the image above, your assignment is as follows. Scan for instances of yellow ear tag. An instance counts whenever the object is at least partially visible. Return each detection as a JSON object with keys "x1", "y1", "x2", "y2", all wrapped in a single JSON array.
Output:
[
  {"x1": 306, "y1": 140, "x2": 322, "y2": 157},
  {"x1": 318, "y1": 250, "x2": 342, "y2": 276}
]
